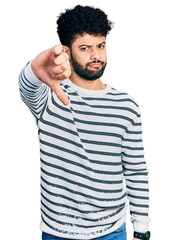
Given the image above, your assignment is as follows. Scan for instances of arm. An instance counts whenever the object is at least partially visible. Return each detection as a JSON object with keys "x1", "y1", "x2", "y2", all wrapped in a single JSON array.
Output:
[
  {"x1": 121, "y1": 104, "x2": 150, "y2": 236},
  {"x1": 18, "y1": 44, "x2": 71, "y2": 122},
  {"x1": 18, "y1": 60, "x2": 49, "y2": 122}
]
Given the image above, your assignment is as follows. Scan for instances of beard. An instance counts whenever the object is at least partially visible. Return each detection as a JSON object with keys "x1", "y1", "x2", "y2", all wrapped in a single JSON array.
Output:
[{"x1": 70, "y1": 51, "x2": 107, "y2": 81}]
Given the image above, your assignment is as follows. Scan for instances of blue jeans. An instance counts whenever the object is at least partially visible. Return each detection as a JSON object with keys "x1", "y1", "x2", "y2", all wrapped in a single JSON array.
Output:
[{"x1": 42, "y1": 222, "x2": 127, "y2": 240}]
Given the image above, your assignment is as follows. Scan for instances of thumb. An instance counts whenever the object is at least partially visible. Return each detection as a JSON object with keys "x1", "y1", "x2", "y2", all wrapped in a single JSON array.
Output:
[{"x1": 51, "y1": 81, "x2": 70, "y2": 106}]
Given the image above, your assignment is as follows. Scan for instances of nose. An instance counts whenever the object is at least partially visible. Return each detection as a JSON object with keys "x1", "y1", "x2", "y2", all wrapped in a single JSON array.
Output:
[{"x1": 90, "y1": 48, "x2": 101, "y2": 60}]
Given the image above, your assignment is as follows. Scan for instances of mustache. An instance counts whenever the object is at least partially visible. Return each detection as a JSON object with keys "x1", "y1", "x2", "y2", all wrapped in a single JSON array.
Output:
[{"x1": 86, "y1": 60, "x2": 104, "y2": 66}]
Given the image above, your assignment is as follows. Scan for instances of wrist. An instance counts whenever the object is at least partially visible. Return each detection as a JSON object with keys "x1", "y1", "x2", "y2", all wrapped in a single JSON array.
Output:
[
  {"x1": 133, "y1": 231, "x2": 151, "y2": 240},
  {"x1": 31, "y1": 59, "x2": 41, "y2": 80},
  {"x1": 24, "y1": 60, "x2": 43, "y2": 86}
]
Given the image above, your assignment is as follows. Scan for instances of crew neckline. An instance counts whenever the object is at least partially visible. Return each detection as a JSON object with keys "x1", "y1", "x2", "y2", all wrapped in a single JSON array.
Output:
[{"x1": 65, "y1": 78, "x2": 112, "y2": 96}]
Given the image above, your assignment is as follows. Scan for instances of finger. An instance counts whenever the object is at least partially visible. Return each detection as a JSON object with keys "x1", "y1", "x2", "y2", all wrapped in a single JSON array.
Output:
[
  {"x1": 54, "y1": 53, "x2": 70, "y2": 66},
  {"x1": 47, "y1": 80, "x2": 69, "y2": 106},
  {"x1": 44, "y1": 46, "x2": 62, "y2": 63},
  {"x1": 52, "y1": 44, "x2": 64, "y2": 57},
  {"x1": 52, "y1": 61, "x2": 69, "y2": 75},
  {"x1": 54, "y1": 85, "x2": 69, "y2": 106},
  {"x1": 53, "y1": 65, "x2": 71, "y2": 80}
]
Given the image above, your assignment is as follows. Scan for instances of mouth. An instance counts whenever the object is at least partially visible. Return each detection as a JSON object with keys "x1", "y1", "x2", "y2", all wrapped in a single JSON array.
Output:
[{"x1": 88, "y1": 63, "x2": 102, "y2": 68}]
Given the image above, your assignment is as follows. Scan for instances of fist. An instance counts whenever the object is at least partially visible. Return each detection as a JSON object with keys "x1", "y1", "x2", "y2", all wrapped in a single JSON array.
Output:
[{"x1": 31, "y1": 44, "x2": 71, "y2": 105}]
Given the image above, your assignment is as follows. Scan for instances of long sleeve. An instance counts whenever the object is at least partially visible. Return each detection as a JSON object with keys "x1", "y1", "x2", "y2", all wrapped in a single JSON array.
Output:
[
  {"x1": 121, "y1": 105, "x2": 150, "y2": 232},
  {"x1": 18, "y1": 60, "x2": 49, "y2": 124}
]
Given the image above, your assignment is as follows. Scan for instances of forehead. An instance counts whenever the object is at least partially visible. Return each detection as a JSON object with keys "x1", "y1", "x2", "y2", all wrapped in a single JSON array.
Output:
[{"x1": 72, "y1": 33, "x2": 106, "y2": 47}]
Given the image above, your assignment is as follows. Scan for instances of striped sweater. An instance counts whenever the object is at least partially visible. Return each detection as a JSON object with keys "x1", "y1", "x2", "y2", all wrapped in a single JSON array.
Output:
[{"x1": 18, "y1": 61, "x2": 150, "y2": 239}]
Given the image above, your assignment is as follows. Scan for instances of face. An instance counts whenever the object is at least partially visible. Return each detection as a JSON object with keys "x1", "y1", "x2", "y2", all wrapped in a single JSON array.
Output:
[{"x1": 69, "y1": 33, "x2": 107, "y2": 81}]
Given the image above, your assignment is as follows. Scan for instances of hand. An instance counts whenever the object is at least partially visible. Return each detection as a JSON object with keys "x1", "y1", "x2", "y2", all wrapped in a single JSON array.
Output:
[{"x1": 31, "y1": 44, "x2": 71, "y2": 106}]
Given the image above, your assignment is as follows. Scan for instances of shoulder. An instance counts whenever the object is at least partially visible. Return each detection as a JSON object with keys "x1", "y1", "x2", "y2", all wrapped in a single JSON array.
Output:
[{"x1": 109, "y1": 86, "x2": 141, "y2": 118}]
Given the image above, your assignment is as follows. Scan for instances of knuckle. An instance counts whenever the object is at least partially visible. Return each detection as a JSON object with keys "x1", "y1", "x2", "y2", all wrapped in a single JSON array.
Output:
[
  {"x1": 53, "y1": 44, "x2": 62, "y2": 55},
  {"x1": 63, "y1": 70, "x2": 70, "y2": 79},
  {"x1": 52, "y1": 67, "x2": 57, "y2": 75},
  {"x1": 53, "y1": 57, "x2": 60, "y2": 66},
  {"x1": 63, "y1": 52, "x2": 69, "y2": 60},
  {"x1": 61, "y1": 62, "x2": 68, "y2": 71},
  {"x1": 53, "y1": 54, "x2": 66, "y2": 66},
  {"x1": 58, "y1": 72, "x2": 68, "y2": 80},
  {"x1": 62, "y1": 72, "x2": 68, "y2": 79}
]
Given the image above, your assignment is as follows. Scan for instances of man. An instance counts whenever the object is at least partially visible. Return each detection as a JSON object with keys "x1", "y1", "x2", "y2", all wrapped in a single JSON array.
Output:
[{"x1": 18, "y1": 5, "x2": 150, "y2": 240}]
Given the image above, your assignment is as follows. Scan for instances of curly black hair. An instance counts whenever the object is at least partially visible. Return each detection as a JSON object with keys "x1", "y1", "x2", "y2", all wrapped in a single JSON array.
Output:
[{"x1": 56, "y1": 5, "x2": 114, "y2": 48}]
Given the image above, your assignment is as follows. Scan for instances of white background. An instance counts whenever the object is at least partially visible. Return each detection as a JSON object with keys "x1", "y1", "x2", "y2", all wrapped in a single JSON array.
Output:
[{"x1": 0, "y1": 0, "x2": 169, "y2": 239}]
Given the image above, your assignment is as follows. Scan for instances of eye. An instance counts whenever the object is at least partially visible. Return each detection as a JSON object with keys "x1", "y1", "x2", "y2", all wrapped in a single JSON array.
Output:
[
  {"x1": 81, "y1": 47, "x2": 88, "y2": 51},
  {"x1": 98, "y1": 44, "x2": 105, "y2": 49}
]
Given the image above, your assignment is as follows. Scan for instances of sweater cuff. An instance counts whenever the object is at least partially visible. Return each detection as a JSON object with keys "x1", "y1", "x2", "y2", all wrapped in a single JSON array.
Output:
[
  {"x1": 24, "y1": 60, "x2": 43, "y2": 86},
  {"x1": 131, "y1": 215, "x2": 151, "y2": 232}
]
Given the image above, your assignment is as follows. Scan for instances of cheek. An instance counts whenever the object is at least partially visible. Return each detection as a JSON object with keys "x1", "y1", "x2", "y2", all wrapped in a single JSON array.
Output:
[
  {"x1": 102, "y1": 51, "x2": 107, "y2": 60},
  {"x1": 76, "y1": 54, "x2": 89, "y2": 66}
]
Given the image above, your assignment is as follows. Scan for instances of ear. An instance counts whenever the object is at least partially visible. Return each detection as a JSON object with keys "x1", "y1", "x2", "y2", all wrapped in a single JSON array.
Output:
[{"x1": 63, "y1": 45, "x2": 71, "y2": 60}]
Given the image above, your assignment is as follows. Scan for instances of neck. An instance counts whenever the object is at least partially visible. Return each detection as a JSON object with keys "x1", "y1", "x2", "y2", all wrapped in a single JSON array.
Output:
[{"x1": 69, "y1": 71, "x2": 106, "y2": 90}]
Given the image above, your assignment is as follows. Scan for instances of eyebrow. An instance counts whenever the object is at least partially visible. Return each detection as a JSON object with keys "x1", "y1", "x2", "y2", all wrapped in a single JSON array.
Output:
[{"x1": 79, "y1": 42, "x2": 106, "y2": 48}]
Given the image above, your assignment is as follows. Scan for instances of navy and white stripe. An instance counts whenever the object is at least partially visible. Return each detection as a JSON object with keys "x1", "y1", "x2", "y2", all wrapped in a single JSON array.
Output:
[{"x1": 18, "y1": 61, "x2": 150, "y2": 239}]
